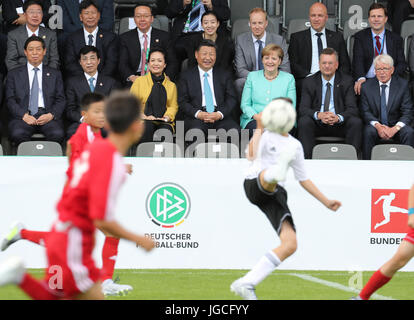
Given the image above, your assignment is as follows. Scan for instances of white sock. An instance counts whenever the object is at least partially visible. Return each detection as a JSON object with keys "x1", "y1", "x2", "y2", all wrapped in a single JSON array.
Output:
[{"x1": 241, "y1": 251, "x2": 281, "y2": 286}]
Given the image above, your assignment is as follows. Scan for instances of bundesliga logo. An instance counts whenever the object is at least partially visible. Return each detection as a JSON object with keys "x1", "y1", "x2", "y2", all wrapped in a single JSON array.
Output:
[
  {"x1": 371, "y1": 189, "x2": 410, "y2": 234},
  {"x1": 146, "y1": 183, "x2": 191, "y2": 228}
]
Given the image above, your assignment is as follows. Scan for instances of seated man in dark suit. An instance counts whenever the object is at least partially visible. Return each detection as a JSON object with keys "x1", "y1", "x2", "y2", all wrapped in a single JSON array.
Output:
[
  {"x1": 57, "y1": 0, "x2": 114, "y2": 36},
  {"x1": 5, "y1": 0, "x2": 60, "y2": 71},
  {"x1": 298, "y1": 48, "x2": 362, "y2": 159},
  {"x1": 178, "y1": 40, "x2": 239, "y2": 140},
  {"x1": 2, "y1": 0, "x2": 51, "y2": 34},
  {"x1": 64, "y1": 0, "x2": 118, "y2": 79},
  {"x1": 119, "y1": 4, "x2": 177, "y2": 86},
  {"x1": 65, "y1": 45, "x2": 120, "y2": 138},
  {"x1": 6, "y1": 36, "x2": 66, "y2": 146},
  {"x1": 361, "y1": 54, "x2": 414, "y2": 160},
  {"x1": 353, "y1": 3, "x2": 408, "y2": 95},
  {"x1": 288, "y1": 2, "x2": 350, "y2": 98}
]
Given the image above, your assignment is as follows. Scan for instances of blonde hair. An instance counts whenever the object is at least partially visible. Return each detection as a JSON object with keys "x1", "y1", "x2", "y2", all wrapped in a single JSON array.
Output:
[
  {"x1": 261, "y1": 44, "x2": 284, "y2": 62},
  {"x1": 249, "y1": 7, "x2": 267, "y2": 19}
]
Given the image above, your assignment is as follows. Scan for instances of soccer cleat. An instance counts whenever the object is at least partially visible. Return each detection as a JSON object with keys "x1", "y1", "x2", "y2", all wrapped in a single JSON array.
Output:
[
  {"x1": 1, "y1": 222, "x2": 25, "y2": 251},
  {"x1": 102, "y1": 279, "x2": 133, "y2": 296},
  {"x1": 350, "y1": 296, "x2": 363, "y2": 300},
  {"x1": 0, "y1": 256, "x2": 25, "y2": 287},
  {"x1": 230, "y1": 279, "x2": 258, "y2": 300}
]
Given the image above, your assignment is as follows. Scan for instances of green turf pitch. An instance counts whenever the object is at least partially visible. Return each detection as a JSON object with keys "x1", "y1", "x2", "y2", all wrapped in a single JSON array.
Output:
[{"x1": 0, "y1": 269, "x2": 413, "y2": 300}]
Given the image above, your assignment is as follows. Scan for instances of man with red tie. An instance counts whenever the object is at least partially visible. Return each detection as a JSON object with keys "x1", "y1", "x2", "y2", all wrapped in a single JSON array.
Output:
[{"x1": 352, "y1": 3, "x2": 407, "y2": 95}]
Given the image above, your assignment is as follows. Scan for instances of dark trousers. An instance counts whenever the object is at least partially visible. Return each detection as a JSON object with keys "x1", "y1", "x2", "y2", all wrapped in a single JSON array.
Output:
[
  {"x1": 139, "y1": 120, "x2": 174, "y2": 143},
  {"x1": 363, "y1": 124, "x2": 414, "y2": 160},
  {"x1": 66, "y1": 121, "x2": 80, "y2": 140},
  {"x1": 184, "y1": 117, "x2": 240, "y2": 143},
  {"x1": 298, "y1": 115, "x2": 363, "y2": 159}
]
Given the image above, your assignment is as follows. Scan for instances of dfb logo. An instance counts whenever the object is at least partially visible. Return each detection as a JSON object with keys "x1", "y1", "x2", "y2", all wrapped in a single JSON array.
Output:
[{"x1": 371, "y1": 189, "x2": 410, "y2": 233}]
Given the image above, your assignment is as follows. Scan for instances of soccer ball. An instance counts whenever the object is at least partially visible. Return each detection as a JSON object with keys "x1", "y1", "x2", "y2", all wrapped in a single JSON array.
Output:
[{"x1": 260, "y1": 98, "x2": 296, "y2": 134}]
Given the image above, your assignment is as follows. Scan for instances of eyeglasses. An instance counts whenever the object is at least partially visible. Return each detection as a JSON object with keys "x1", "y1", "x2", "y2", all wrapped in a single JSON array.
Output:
[
  {"x1": 135, "y1": 15, "x2": 152, "y2": 19},
  {"x1": 375, "y1": 67, "x2": 392, "y2": 72}
]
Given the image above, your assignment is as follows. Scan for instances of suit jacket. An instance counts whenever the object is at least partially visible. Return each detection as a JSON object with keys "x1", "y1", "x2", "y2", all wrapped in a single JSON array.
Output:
[
  {"x1": 65, "y1": 73, "x2": 120, "y2": 123},
  {"x1": 298, "y1": 71, "x2": 359, "y2": 121},
  {"x1": 118, "y1": 27, "x2": 175, "y2": 82},
  {"x1": 408, "y1": 34, "x2": 414, "y2": 78},
  {"x1": 353, "y1": 28, "x2": 408, "y2": 80},
  {"x1": 165, "y1": 0, "x2": 230, "y2": 38},
  {"x1": 360, "y1": 75, "x2": 413, "y2": 126},
  {"x1": 186, "y1": 31, "x2": 234, "y2": 72},
  {"x1": 235, "y1": 31, "x2": 291, "y2": 80},
  {"x1": 6, "y1": 64, "x2": 66, "y2": 120},
  {"x1": 288, "y1": 28, "x2": 351, "y2": 80},
  {"x1": 64, "y1": 27, "x2": 118, "y2": 78},
  {"x1": 2, "y1": 0, "x2": 52, "y2": 33},
  {"x1": 6, "y1": 25, "x2": 60, "y2": 71},
  {"x1": 56, "y1": 0, "x2": 114, "y2": 34},
  {"x1": 177, "y1": 66, "x2": 237, "y2": 120}
]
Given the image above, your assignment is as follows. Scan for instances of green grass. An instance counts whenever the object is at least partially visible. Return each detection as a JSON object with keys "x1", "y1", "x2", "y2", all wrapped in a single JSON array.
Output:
[{"x1": 0, "y1": 269, "x2": 413, "y2": 300}]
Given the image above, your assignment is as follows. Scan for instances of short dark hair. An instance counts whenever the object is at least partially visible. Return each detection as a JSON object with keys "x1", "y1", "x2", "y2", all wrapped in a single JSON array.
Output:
[
  {"x1": 201, "y1": 11, "x2": 219, "y2": 23},
  {"x1": 80, "y1": 92, "x2": 105, "y2": 112},
  {"x1": 105, "y1": 91, "x2": 142, "y2": 133},
  {"x1": 320, "y1": 47, "x2": 338, "y2": 61},
  {"x1": 79, "y1": 0, "x2": 99, "y2": 13},
  {"x1": 368, "y1": 3, "x2": 387, "y2": 17},
  {"x1": 196, "y1": 39, "x2": 217, "y2": 52},
  {"x1": 23, "y1": 0, "x2": 43, "y2": 12},
  {"x1": 24, "y1": 35, "x2": 46, "y2": 50},
  {"x1": 133, "y1": 4, "x2": 153, "y2": 15},
  {"x1": 148, "y1": 47, "x2": 167, "y2": 61},
  {"x1": 78, "y1": 45, "x2": 101, "y2": 60}
]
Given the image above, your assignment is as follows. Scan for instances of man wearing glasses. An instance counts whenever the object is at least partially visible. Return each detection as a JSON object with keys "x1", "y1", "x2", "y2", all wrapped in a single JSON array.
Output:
[{"x1": 360, "y1": 54, "x2": 414, "y2": 160}]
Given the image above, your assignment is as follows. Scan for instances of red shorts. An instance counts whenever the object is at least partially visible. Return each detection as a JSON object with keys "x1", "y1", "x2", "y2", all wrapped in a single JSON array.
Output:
[
  {"x1": 44, "y1": 225, "x2": 100, "y2": 299},
  {"x1": 404, "y1": 227, "x2": 414, "y2": 245}
]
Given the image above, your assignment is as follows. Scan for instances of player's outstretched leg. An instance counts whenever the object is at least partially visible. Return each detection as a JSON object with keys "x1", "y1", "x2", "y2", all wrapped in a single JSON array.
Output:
[
  {"x1": 352, "y1": 240, "x2": 414, "y2": 300},
  {"x1": 1, "y1": 221, "x2": 48, "y2": 251},
  {"x1": 231, "y1": 221, "x2": 297, "y2": 300},
  {"x1": 101, "y1": 236, "x2": 133, "y2": 296}
]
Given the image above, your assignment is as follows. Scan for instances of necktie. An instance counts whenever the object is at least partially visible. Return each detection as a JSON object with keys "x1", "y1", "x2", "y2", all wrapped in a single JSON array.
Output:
[
  {"x1": 375, "y1": 35, "x2": 382, "y2": 56},
  {"x1": 88, "y1": 34, "x2": 94, "y2": 46},
  {"x1": 88, "y1": 77, "x2": 95, "y2": 92},
  {"x1": 316, "y1": 32, "x2": 323, "y2": 58},
  {"x1": 380, "y1": 84, "x2": 388, "y2": 125},
  {"x1": 204, "y1": 73, "x2": 214, "y2": 113},
  {"x1": 140, "y1": 33, "x2": 148, "y2": 75},
  {"x1": 184, "y1": 0, "x2": 205, "y2": 32},
  {"x1": 323, "y1": 82, "x2": 331, "y2": 112},
  {"x1": 257, "y1": 40, "x2": 264, "y2": 70},
  {"x1": 29, "y1": 67, "x2": 39, "y2": 116}
]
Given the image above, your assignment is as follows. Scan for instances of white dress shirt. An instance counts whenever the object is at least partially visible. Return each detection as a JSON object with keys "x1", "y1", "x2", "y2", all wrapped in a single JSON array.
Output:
[
  {"x1": 195, "y1": 67, "x2": 223, "y2": 119},
  {"x1": 27, "y1": 62, "x2": 45, "y2": 109},
  {"x1": 26, "y1": 26, "x2": 39, "y2": 37},
  {"x1": 137, "y1": 27, "x2": 152, "y2": 71},
  {"x1": 252, "y1": 32, "x2": 266, "y2": 71},
  {"x1": 84, "y1": 71, "x2": 98, "y2": 88},
  {"x1": 83, "y1": 27, "x2": 99, "y2": 47},
  {"x1": 310, "y1": 27, "x2": 327, "y2": 76}
]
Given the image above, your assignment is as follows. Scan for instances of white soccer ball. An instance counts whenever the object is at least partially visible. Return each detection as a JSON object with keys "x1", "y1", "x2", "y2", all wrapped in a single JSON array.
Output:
[{"x1": 260, "y1": 98, "x2": 296, "y2": 134}]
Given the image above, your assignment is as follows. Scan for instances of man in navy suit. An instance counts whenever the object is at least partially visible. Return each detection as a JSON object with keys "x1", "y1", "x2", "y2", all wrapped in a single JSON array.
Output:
[
  {"x1": 177, "y1": 40, "x2": 239, "y2": 137},
  {"x1": 57, "y1": 0, "x2": 114, "y2": 35},
  {"x1": 65, "y1": 45, "x2": 120, "y2": 138},
  {"x1": 361, "y1": 54, "x2": 414, "y2": 160},
  {"x1": 353, "y1": 3, "x2": 408, "y2": 95},
  {"x1": 6, "y1": 36, "x2": 66, "y2": 145},
  {"x1": 118, "y1": 4, "x2": 177, "y2": 85},
  {"x1": 63, "y1": 0, "x2": 118, "y2": 79}
]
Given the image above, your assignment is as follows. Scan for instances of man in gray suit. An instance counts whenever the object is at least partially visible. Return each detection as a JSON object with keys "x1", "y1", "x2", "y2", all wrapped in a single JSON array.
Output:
[
  {"x1": 234, "y1": 7, "x2": 290, "y2": 97},
  {"x1": 5, "y1": 0, "x2": 59, "y2": 71}
]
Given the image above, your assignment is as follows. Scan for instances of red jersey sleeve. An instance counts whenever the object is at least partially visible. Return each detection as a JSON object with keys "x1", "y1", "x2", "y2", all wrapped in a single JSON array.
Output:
[{"x1": 88, "y1": 142, "x2": 126, "y2": 222}]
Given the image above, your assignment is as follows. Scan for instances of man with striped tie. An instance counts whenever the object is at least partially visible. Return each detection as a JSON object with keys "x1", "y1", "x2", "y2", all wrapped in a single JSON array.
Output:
[{"x1": 177, "y1": 40, "x2": 239, "y2": 141}]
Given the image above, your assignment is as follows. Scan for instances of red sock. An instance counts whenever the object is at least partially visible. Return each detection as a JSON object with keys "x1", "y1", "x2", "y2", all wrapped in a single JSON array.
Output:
[
  {"x1": 101, "y1": 237, "x2": 119, "y2": 281},
  {"x1": 20, "y1": 229, "x2": 48, "y2": 246},
  {"x1": 359, "y1": 269, "x2": 391, "y2": 300},
  {"x1": 19, "y1": 273, "x2": 60, "y2": 300}
]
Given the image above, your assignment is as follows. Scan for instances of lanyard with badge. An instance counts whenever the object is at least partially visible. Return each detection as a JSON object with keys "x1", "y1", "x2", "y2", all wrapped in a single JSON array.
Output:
[
  {"x1": 374, "y1": 34, "x2": 385, "y2": 56},
  {"x1": 143, "y1": 46, "x2": 150, "y2": 73}
]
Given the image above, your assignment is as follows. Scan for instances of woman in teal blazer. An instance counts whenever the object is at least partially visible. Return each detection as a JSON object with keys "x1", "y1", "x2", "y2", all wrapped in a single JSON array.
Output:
[{"x1": 240, "y1": 44, "x2": 296, "y2": 137}]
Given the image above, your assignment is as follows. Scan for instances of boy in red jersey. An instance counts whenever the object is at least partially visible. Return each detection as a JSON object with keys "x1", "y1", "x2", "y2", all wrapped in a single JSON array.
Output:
[
  {"x1": 352, "y1": 183, "x2": 414, "y2": 300},
  {"x1": 0, "y1": 92, "x2": 154, "y2": 299}
]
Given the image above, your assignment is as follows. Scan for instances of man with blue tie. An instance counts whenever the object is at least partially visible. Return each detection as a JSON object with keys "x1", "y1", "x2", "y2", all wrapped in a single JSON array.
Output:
[
  {"x1": 65, "y1": 45, "x2": 120, "y2": 138},
  {"x1": 298, "y1": 48, "x2": 362, "y2": 159},
  {"x1": 361, "y1": 54, "x2": 414, "y2": 160},
  {"x1": 177, "y1": 39, "x2": 239, "y2": 139},
  {"x1": 6, "y1": 36, "x2": 65, "y2": 146}
]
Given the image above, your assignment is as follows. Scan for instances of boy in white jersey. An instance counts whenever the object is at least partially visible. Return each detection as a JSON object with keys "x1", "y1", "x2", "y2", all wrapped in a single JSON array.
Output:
[{"x1": 231, "y1": 98, "x2": 342, "y2": 300}]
